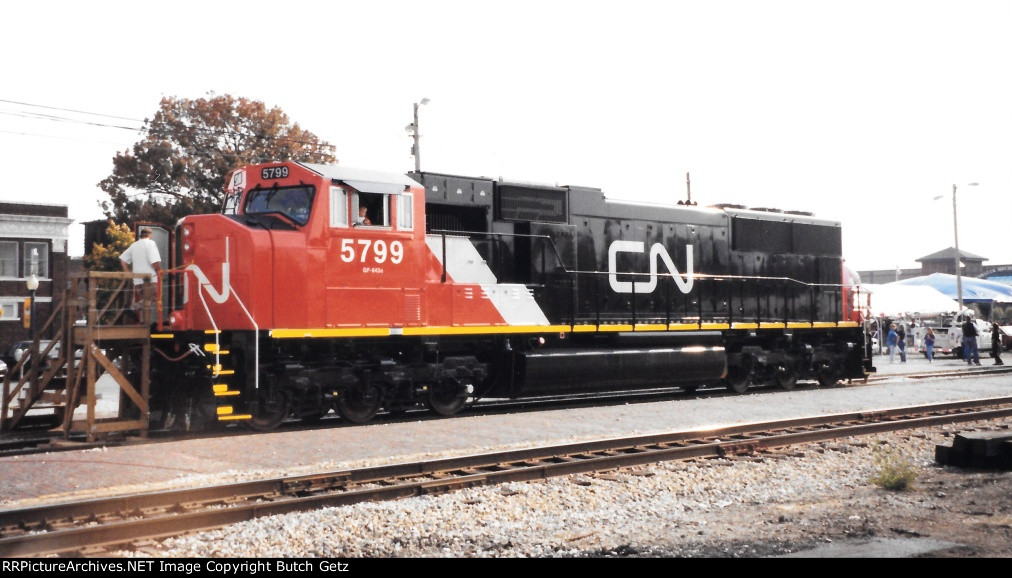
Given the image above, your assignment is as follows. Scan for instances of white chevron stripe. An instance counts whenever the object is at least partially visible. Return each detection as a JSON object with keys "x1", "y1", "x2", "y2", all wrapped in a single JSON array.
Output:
[{"x1": 426, "y1": 234, "x2": 549, "y2": 325}]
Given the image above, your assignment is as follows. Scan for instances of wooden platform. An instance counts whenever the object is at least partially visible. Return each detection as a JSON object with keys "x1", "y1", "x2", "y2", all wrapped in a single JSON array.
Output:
[{"x1": 2, "y1": 271, "x2": 155, "y2": 440}]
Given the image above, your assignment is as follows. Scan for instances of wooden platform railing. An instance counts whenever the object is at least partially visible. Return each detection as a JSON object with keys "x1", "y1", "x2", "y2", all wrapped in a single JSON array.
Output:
[{"x1": 1, "y1": 272, "x2": 155, "y2": 440}]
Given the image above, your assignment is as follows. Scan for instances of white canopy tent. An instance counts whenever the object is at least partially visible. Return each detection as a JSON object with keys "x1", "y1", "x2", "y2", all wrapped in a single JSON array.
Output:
[{"x1": 858, "y1": 283, "x2": 960, "y2": 319}]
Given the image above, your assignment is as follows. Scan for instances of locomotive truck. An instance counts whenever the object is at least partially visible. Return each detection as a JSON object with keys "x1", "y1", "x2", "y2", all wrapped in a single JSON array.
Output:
[{"x1": 140, "y1": 161, "x2": 869, "y2": 430}]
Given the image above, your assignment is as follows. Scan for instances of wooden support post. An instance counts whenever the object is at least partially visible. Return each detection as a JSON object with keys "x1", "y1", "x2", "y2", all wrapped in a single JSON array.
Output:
[
  {"x1": 141, "y1": 331, "x2": 150, "y2": 437},
  {"x1": 86, "y1": 279, "x2": 98, "y2": 441},
  {"x1": 62, "y1": 280, "x2": 77, "y2": 436}
]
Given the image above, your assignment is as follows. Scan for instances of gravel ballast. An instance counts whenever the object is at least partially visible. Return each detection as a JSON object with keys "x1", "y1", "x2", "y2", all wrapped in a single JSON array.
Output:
[{"x1": 132, "y1": 422, "x2": 1011, "y2": 558}]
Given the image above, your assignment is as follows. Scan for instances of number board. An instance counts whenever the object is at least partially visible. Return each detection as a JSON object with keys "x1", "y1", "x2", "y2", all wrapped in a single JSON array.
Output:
[{"x1": 261, "y1": 166, "x2": 290, "y2": 180}]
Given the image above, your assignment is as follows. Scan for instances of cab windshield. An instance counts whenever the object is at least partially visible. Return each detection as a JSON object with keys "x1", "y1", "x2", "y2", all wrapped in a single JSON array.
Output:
[{"x1": 244, "y1": 186, "x2": 315, "y2": 226}]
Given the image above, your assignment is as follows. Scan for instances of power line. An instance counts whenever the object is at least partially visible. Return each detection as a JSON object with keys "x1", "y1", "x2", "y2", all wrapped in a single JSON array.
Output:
[
  {"x1": 0, "y1": 128, "x2": 320, "y2": 157},
  {"x1": 0, "y1": 110, "x2": 143, "y2": 132},
  {"x1": 0, "y1": 128, "x2": 137, "y2": 147},
  {"x1": 0, "y1": 101, "x2": 337, "y2": 151},
  {"x1": 0, "y1": 98, "x2": 143, "y2": 122}
]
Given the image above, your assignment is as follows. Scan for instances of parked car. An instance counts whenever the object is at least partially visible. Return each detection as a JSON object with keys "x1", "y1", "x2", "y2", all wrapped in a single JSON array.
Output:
[
  {"x1": 4, "y1": 340, "x2": 60, "y2": 371},
  {"x1": 4, "y1": 341, "x2": 108, "y2": 378},
  {"x1": 938, "y1": 311, "x2": 998, "y2": 358}
]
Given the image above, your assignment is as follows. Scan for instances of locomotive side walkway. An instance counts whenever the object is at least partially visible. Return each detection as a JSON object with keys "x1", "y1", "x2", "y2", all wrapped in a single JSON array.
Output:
[{"x1": 0, "y1": 352, "x2": 1008, "y2": 506}]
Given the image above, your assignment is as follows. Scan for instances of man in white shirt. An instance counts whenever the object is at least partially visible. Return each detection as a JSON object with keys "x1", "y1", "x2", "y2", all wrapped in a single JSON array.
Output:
[{"x1": 119, "y1": 228, "x2": 162, "y2": 321}]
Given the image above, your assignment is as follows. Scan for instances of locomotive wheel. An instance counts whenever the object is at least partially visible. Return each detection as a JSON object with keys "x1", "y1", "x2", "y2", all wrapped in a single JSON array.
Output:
[
  {"x1": 153, "y1": 381, "x2": 215, "y2": 432},
  {"x1": 774, "y1": 364, "x2": 798, "y2": 391},
  {"x1": 337, "y1": 384, "x2": 383, "y2": 424},
  {"x1": 816, "y1": 362, "x2": 839, "y2": 388},
  {"x1": 246, "y1": 388, "x2": 292, "y2": 431},
  {"x1": 724, "y1": 367, "x2": 750, "y2": 394},
  {"x1": 426, "y1": 380, "x2": 468, "y2": 416}
]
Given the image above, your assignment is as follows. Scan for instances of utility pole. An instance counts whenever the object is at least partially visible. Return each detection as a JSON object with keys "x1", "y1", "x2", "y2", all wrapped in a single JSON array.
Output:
[{"x1": 408, "y1": 98, "x2": 430, "y2": 172}]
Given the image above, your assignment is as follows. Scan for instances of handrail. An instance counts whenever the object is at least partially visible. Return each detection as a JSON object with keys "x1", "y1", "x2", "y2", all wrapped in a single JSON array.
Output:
[
  {"x1": 429, "y1": 227, "x2": 850, "y2": 328},
  {"x1": 563, "y1": 272, "x2": 847, "y2": 330},
  {"x1": 429, "y1": 228, "x2": 849, "y2": 290},
  {"x1": 195, "y1": 278, "x2": 220, "y2": 353},
  {"x1": 2, "y1": 297, "x2": 68, "y2": 431},
  {"x1": 228, "y1": 284, "x2": 260, "y2": 393},
  {"x1": 180, "y1": 237, "x2": 260, "y2": 392}
]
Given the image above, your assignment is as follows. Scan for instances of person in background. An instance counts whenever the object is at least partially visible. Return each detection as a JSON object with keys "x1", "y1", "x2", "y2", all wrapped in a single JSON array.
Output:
[
  {"x1": 924, "y1": 327, "x2": 936, "y2": 363},
  {"x1": 962, "y1": 315, "x2": 981, "y2": 366},
  {"x1": 886, "y1": 323, "x2": 898, "y2": 363},
  {"x1": 991, "y1": 322, "x2": 1004, "y2": 366},
  {"x1": 896, "y1": 322, "x2": 907, "y2": 362},
  {"x1": 355, "y1": 206, "x2": 371, "y2": 226}
]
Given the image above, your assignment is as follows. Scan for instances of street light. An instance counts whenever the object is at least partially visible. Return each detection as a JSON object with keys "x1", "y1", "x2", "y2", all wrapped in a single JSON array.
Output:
[
  {"x1": 407, "y1": 98, "x2": 430, "y2": 173},
  {"x1": 935, "y1": 182, "x2": 978, "y2": 312},
  {"x1": 26, "y1": 274, "x2": 38, "y2": 344},
  {"x1": 25, "y1": 273, "x2": 39, "y2": 385}
]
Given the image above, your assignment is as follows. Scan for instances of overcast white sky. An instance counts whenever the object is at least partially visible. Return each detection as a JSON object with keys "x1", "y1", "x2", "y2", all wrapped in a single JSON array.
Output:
[{"x1": 2, "y1": 0, "x2": 1009, "y2": 273}]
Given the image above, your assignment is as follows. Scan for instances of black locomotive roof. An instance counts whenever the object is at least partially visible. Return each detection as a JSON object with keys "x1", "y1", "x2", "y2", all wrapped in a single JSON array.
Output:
[
  {"x1": 408, "y1": 168, "x2": 838, "y2": 228},
  {"x1": 720, "y1": 206, "x2": 839, "y2": 228},
  {"x1": 570, "y1": 192, "x2": 839, "y2": 229},
  {"x1": 569, "y1": 189, "x2": 728, "y2": 227}
]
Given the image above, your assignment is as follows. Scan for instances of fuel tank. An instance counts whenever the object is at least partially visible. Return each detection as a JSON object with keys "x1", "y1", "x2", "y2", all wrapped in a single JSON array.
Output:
[{"x1": 511, "y1": 331, "x2": 727, "y2": 395}]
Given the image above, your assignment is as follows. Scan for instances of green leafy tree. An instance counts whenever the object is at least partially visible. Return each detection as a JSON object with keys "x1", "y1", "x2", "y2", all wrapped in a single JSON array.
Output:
[
  {"x1": 99, "y1": 94, "x2": 337, "y2": 228},
  {"x1": 83, "y1": 220, "x2": 135, "y2": 272}
]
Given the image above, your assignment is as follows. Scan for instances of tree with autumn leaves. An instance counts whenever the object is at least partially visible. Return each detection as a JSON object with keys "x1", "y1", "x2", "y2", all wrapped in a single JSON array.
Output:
[
  {"x1": 98, "y1": 94, "x2": 336, "y2": 228},
  {"x1": 83, "y1": 220, "x2": 135, "y2": 271},
  {"x1": 88, "y1": 94, "x2": 336, "y2": 269}
]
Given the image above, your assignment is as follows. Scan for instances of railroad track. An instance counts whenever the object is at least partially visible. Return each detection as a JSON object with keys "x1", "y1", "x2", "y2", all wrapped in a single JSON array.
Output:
[
  {"x1": 4, "y1": 363, "x2": 1007, "y2": 459},
  {"x1": 2, "y1": 396, "x2": 1011, "y2": 557},
  {"x1": 0, "y1": 435, "x2": 104, "y2": 457}
]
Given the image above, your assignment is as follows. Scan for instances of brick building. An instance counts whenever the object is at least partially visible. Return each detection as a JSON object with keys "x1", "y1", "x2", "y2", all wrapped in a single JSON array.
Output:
[
  {"x1": 915, "y1": 247, "x2": 988, "y2": 276},
  {"x1": 0, "y1": 203, "x2": 73, "y2": 353},
  {"x1": 859, "y1": 247, "x2": 996, "y2": 285}
]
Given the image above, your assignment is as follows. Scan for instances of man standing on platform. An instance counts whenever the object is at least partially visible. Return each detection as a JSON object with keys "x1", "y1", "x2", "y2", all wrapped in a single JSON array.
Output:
[{"x1": 119, "y1": 228, "x2": 162, "y2": 321}]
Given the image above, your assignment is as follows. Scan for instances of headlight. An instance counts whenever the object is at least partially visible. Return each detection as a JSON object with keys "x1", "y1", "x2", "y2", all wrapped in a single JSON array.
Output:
[{"x1": 181, "y1": 225, "x2": 195, "y2": 257}]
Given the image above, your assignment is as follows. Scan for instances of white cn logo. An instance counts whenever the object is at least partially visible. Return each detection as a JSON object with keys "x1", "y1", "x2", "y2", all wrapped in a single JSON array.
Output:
[{"x1": 608, "y1": 241, "x2": 694, "y2": 295}]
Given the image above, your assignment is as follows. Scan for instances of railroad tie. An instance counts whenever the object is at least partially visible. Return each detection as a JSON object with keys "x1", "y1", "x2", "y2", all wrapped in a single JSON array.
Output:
[{"x1": 935, "y1": 431, "x2": 1012, "y2": 470}]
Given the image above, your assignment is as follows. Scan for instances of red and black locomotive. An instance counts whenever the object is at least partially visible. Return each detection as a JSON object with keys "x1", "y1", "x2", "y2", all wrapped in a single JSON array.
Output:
[{"x1": 149, "y1": 161, "x2": 869, "y2": 429}]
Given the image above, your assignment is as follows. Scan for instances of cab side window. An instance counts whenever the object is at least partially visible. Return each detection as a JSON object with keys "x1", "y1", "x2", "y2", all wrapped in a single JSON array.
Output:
[{"x1": 353, "y1": 192, "x2": 388, "y2": 227}]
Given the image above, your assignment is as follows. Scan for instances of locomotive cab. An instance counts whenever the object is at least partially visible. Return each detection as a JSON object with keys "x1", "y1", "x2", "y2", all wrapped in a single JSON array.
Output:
[
  {"x1": 157, "y1": 162, "x2": 444, "y2": 427},
  {"x1": 169, "y1": 162, "x2": 427, "y2": 334}
]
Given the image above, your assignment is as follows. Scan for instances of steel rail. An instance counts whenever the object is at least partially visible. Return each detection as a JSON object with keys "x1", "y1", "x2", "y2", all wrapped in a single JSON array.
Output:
[
  {"x1": 2, "y1": 397, "x2": 1011, "y2": 557},
  {"x1": 3, "y1": 364, "x2": 1008, "y2": 460}
]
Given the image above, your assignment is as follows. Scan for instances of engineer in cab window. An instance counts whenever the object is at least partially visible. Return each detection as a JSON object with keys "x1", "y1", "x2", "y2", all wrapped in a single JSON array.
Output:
[{"x1": 355, "y1": 206, "x2": 371, "y2": 226}]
